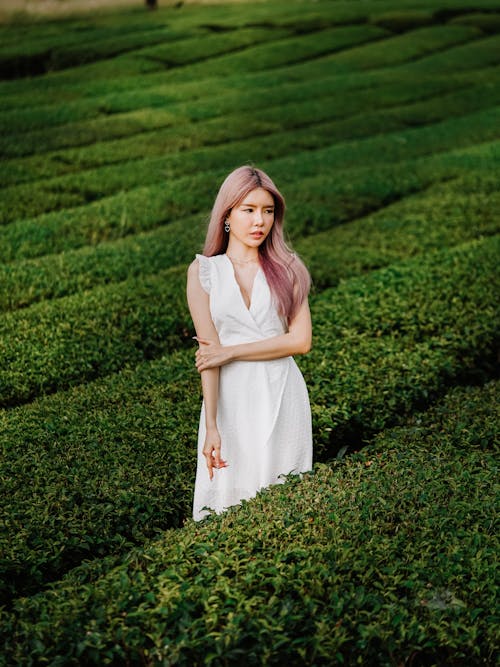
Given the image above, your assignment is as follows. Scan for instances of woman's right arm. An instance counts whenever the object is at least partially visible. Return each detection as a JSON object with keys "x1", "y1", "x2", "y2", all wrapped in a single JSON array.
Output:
[{"x1": 186, "y1": 259, "x2": 227, "y2": 480}]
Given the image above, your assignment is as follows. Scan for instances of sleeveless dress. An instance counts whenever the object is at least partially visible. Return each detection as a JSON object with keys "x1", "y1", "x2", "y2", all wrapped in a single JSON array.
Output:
[{"x1": 192, "y1": 253, "x2": 313, "y2": 521}]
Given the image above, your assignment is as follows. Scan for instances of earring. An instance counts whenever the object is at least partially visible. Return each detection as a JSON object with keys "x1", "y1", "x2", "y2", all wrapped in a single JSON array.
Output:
[{"x1": 224, "y1": 220, "x2": 230, "y2": 233}]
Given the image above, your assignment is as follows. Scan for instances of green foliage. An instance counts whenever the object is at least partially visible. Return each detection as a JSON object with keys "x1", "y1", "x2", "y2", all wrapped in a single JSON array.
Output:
[
  {"x1": 0, "y1": 1, "x2": 497, "y2": 662},
  {"x1": 0, "y1": 26, "x2": 187, "y2": 79},
  {"x1": 4, "y1": 65, "x2": 479, "y2": 171},
  {"x1": 370, "y1": 10, "x2": 435, "y2": 32},
  {"x1": 0, "y1": 107, "x2": 500, "y2": 239},
  {"x1": 0, "y1": 350, "x2": 198, "y2": 602},
  {"x1": 0, "y1": 267, "x2": 189, "y2": 406},
  {"x1": 0, "y1": 237, "x2": 496, "y2": 602},
  {"x1": 450, "y1": 11, "x2": 500, "y2": 33},
  {"x1": 1, "y1": 380, "x2": 497, "y2": 665},
  {"x1": 297, "y1": 171, "x2": 500, "y2": 289},
  {"x1": 1, "y1": 165, "x2": 498, "y2": 314},
  {"x1": 302, "y1": 235, "x2": 500, "y2": 456}
]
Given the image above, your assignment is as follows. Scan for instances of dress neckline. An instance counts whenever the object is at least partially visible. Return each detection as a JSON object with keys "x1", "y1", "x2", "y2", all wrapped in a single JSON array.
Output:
[{"x1": 223, "y1": 253, "x2": 261, "y2": 312}]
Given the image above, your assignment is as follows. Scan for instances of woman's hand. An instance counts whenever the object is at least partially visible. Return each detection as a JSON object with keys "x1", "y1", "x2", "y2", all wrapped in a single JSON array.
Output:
[
  {"x1": 203, "y1": 426, "x2": 228, "y2": 481},
  {"x1": 194, "y1": 337, "x2": 232, "y2": 372}
]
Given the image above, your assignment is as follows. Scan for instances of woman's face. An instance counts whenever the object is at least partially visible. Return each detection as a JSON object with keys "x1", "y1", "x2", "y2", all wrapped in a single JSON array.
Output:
[{"x1": 226, "y1": 187, "x2": 275, "y2": 249}]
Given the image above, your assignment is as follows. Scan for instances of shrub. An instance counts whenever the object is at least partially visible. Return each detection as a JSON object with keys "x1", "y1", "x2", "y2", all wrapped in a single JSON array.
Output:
[
  {"x1": 403, "y1": 31, "x2": 500, "y2": 73},
  {"x1": 0, "y1": 215, "x2": 203, "y2": 311},
  {"x1": 1, "y1": 166, "x2": 498, "y2": 313},
  {"x1": 0, "y1": 349, "x2": 198, "y2": 603},
  {"x1": 0, "y1": 236, "x2": 496, "y2": 601},
  {"x1": 369, "y1": 10, "x2": 435, "y2": 33},
  {"x1": 450, "y1": 12, "x2": 500, "y2": 33},
  {"x1": 0, "y1": 267, "x2": 189, "y2": 407},
  {"x1": 0, "y1": 65, "x2": 483, "y2": 168},
  {"x1": 324, "y1": 23, "x2": 480, "y2": 72},
  {"x1": 1, "y1": 104, "x2": 498, "y2": 242},
  {"x1": 296, "y1": 171, "x2": 500, "y2": 289},
  {"x1": 301, "y1": 234, "x2": 500, "y2": 456},
  {"x1": 1, "y1": 379, "x2": 497, "y2": 665},
  {"x1": 0, "y1": 26, "x2": 182, "y2": 79}
]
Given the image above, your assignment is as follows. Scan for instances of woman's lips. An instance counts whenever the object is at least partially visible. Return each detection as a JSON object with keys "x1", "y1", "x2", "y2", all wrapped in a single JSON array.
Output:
[{"x1": 250, "y1": 232, "x2": 264, "y2": 238}]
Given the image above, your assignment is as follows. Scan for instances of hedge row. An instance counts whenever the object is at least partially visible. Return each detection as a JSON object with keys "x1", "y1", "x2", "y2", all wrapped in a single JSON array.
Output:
[
  {"x1": 0, "y1": 18, "x2": 387, "y2": 114},
  {"x1": 2, "y1": 101, "x2": 499, "y2": 228},
  {"x1": 2, "y1": 66, "x2": 481, "y2": 180},
  {"x1": 0, "y1": 24, "x2": 387, "y2": 160},
  {"x1": 0, "y1": 235, "x2": 497, "y2": 599},
  {"x1": 2, "y1": 2, "x2": 497, "y2": 111},
  {"x1": 1, "y1": 378, "x2": 497, "y2": 665},
  {"x1": 0, "y1": 0, "x2": 361, "y2": 79},
  {"x1": 0, "y1": 266, "x2": 189, "y2": 407},
  {"x1": 0, "y1": 149, "x2": 440, "y2": 261},
  {"x1": 0, "y1": 25, "x2": 188, "y2": 80},
  {"x1": 313, "y1": 22, "x2": 480, "y2": 73},
  {"x1": 0, "y1": 22, "x2": 493, "y2": 162},
  {"x1": 401, "y1": 30, "x2": 500, "y2": 73},
  {"x1": 0, "y1": 348, "x2": 198, "y2": 603},
  {"x1": 0, "y1": 129, "x2": 500, "y2": 272},
  {"x1": 0, "y1": 25, "x2": 289, "y2": 80},
  {"x1": 297, "y1": 171, "x2": 500, "y2": 289},
  {"x1": 0, "y1": 33, "x2": 493, "y2": 146},
  {"x1": 0, "y1": 8, "x2": 370, "y2": 109},
  {"x1": 122, "y1": 23, "x2": 480, "y2": 89},
  {"x1": 130, "y1": 23, "x2": 389, "y2": 85},
  {"x1": 0, "y1": 215, "x2": 202, "y2": 312},
  {"x1": 451, "y1": 11, "x2": 500, "y2": 32},
  {"x1": 303, "y1": 234, "x2": 500, "y2": 455},
  {"x1": 1, "y1": 167, "x2": 498, "y2": 312}
]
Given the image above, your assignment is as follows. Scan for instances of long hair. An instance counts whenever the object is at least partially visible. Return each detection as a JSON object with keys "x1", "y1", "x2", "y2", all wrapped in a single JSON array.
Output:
[{"x1": 203, "y1": 166, "x2": 310, "y2": 323}]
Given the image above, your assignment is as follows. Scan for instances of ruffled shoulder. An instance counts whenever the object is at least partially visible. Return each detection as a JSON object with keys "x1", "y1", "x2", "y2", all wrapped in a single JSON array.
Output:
[{"x1": 195, "y1": 254, "x2": 211, "y2": 294}]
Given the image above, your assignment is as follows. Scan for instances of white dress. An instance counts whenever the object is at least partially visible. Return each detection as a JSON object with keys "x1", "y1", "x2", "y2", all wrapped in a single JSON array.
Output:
[{"x1": 192, "y1": 253, "x2": 312, "y2": 521}]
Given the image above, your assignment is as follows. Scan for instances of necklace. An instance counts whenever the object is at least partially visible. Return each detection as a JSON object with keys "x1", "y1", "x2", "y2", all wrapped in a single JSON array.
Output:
[{"x1": 227, "y1": 254, "x2": 259, "y2": 265}]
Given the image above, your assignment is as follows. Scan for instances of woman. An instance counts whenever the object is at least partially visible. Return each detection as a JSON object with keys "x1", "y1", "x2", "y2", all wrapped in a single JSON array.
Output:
[{"x1": 186, "y1": 166, "x2": 312, "y2": 521}]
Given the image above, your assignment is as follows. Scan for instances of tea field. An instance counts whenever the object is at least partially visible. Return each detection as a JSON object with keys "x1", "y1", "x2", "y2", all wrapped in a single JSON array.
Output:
[{"x1": 0, "y1": 0, "x2": 499, "y2": 664}]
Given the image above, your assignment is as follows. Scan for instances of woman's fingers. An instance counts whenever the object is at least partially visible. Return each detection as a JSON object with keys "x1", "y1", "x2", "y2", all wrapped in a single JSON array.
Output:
[
  {"x1": 204, "y1": 452, "x2": 214, "y2": 481},
  {"x1": 213, "y1": 449, "x2": 228, "y2": 469},
  {"x1": 203, "y1": 448, "x2": 228, "y2": 480}
]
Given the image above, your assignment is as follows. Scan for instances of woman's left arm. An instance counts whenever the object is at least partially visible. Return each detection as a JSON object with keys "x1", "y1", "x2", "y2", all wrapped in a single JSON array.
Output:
[{"x1": 195, "y1": 298, "x2": 311, "y2": 372}]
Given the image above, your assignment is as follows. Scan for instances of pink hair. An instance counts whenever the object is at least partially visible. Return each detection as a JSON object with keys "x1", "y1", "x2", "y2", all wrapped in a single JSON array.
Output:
[{"x1": 203, "y1": 166, "x2": 311, "y2": 322}]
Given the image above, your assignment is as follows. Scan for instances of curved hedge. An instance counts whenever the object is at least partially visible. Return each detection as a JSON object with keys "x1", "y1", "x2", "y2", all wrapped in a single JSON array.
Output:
[
  {"x1": 304, "y1": 235, "x2": 500, "y2": 455},
  {"x1": 1, "y1": 128, "x2": 498, "y2": 267},
  {"x1": 0, "y1": 169, "x2": 498, "y2": 313},
  {"x1": 0, "y1": 267, "x2": 189, "y2": 407},
  {"x1": 0, "y1": 65, "x2": 478, "y2": 159},
  {"x1": 2, "y1": 96, "x2": 499, "y2": 224},
  {"x1": 0, "y1": 235, "x2": 497, "y2": 602},
  {"x1": 297, "y1": 171, "x2": 500, "y2": 289},
  {"x1": 0, "y1": 349, "x2": 198, "y2": 603},
  {"x1": 1, "y1": 379, "x2": 497, "y2": 665}
]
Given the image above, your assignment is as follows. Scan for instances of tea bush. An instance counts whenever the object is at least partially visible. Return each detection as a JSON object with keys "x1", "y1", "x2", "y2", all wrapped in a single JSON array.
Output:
[
  {"x1": 0, "y1": 237, "x2": 497, "y2": 601},
  {"x1": 1, "y1": 379, "x2": 497, "y2": 665},
  {"x1": 0, "y1": 349, "x2": 198, "y2": 602},
  {"x1": 1, "y1": 168, "x2": 498, "y2": 313},
  {"x1": 0, "y1": 267, "x2": 189, "y2": 407},
  {"x1": 298, "y1": 171, "x2": 500, "y2": 289},
  {"x1": 2, "y1": 88, "x2": 499, "y2": 223},
  {"x1": 0, "y1": 1, "x2": 498, "y2": 662},
  {"x1": 0, "y1": 66, "x2": 484, "y2": 168}
]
